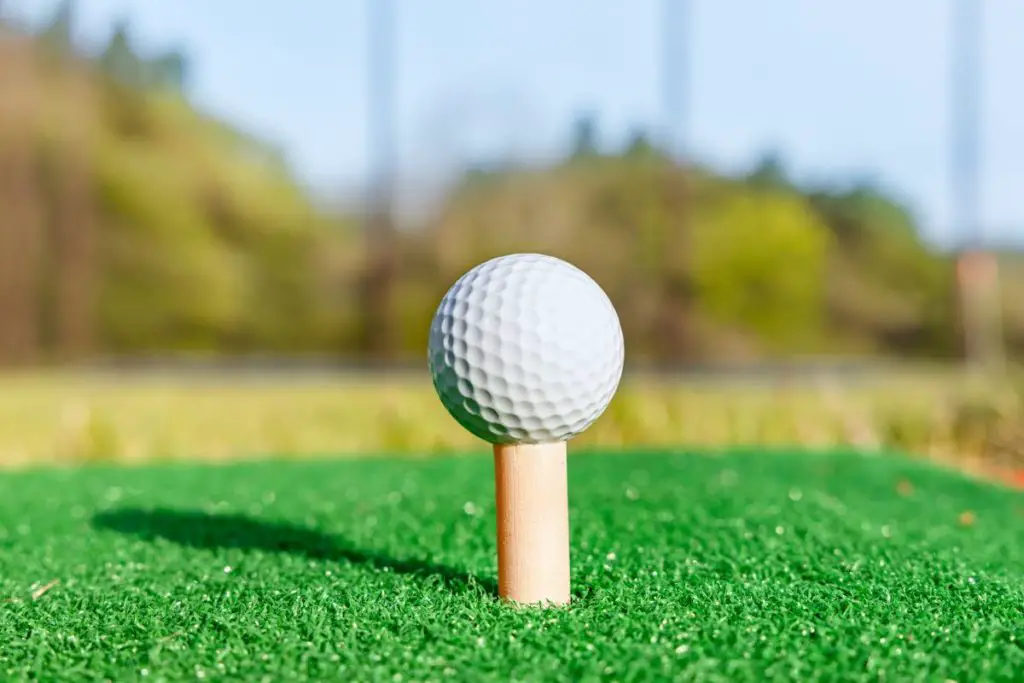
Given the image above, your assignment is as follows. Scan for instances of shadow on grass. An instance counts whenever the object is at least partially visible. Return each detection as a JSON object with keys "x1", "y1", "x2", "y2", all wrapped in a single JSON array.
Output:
[{"x1": 92, "y1": 507, "x2": 496, "y2": 596}]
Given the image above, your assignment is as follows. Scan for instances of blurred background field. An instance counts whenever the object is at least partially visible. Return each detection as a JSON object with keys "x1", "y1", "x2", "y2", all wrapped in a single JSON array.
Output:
[
  {"x1": 1, "y1": 1, "x2": 1023, "y2": 477},
  {"x1": 2, "y1": 368, "x2": 1022, "y2": 485}
]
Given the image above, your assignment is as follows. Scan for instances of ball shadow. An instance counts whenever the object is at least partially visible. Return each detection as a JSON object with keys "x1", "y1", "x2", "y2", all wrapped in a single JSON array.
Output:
[{"x1": 92, "y1": 507, "x2": 497, "y2": 596}]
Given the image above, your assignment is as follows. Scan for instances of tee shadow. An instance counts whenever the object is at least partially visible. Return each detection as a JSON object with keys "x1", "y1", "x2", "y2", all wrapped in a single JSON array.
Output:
[{"x1": 92, "y1": 507, "x2": 497, "y2": 596}]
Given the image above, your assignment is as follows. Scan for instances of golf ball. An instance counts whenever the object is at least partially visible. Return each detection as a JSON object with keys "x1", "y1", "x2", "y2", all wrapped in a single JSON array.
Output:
[{"x1": 428, "y1": 253, "x2": 624, "y2": 444}]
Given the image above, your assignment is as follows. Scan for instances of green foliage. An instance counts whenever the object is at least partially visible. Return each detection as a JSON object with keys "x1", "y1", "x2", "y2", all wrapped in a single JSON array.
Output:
[
  {"x1": 691, "y1": 191, "x2": 831, "y2": 348},
  {"x1": 38, "y1": 0, "x2": 75, "y2": 55},
  {"x1": 992, "y1": 253, "x2": 1024, "y2": 356},
  {"x1": 6, "y1": 24, "x2": 354, "y2": 357},
  {"x1": 97, "y1": 19, "x2": 188, "y2": 93},
  {"x1": 810, "y1": 184, "x2": 957, "y2": 355},
  {"x1": 94, "y1": 139, "x2": 243, "y2": 351},
  {"x1": 622, "y1": 128, "x2": 659, "y2": 160},
  {"x1": 11, "y1": 22, "x2": 1024, "y2": 363},
  {"x1": 745, "y1": 150, "x2": 792, "y2": 192}
]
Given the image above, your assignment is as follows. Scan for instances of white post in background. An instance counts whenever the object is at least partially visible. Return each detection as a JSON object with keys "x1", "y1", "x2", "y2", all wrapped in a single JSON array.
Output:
[{"x1": 951, "y1": 0, "x2": 1004, "y2": 374}]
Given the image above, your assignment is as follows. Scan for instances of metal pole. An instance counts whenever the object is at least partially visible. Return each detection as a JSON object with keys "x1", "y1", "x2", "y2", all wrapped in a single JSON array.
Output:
[
  {"x1": 952, "y1": 0, "x2": 981, "y2": 251},
  {"x1": 951, "y1": 0, "x2": 1002, "y2": 371},
  {"x1": 361, "y1": 0, "x2": 398, "y2": 360},
  {"x1": 658, "y1": 0, "x2": 694, "y2": 362},
  {"x1": 661, "y1": 0, "x2": 689, "y2": 158},
  {"x1": 369, "y1": 0, "x2": 397, "y2": 196}
]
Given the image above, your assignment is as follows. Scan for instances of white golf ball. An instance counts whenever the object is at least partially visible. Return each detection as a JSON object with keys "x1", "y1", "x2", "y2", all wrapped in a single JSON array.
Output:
[{"x1": 428, "y1": 253, "x2": 624, "y2": 444}]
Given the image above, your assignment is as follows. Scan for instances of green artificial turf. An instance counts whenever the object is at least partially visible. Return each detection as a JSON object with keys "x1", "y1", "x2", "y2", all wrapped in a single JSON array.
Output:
[{"x1": 1, "y1": 448, "x2": 1022, "y2": 682}]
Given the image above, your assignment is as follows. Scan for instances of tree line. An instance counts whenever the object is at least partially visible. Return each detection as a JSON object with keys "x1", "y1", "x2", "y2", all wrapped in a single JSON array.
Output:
[{"x1": 0, "y1": 6, "x2": 1019, "y2": 367}]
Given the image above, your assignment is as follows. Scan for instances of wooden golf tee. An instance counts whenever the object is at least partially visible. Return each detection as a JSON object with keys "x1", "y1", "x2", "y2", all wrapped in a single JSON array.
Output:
[{"x1": 493, "y1": 441, "x2": 570, "y2": 607}]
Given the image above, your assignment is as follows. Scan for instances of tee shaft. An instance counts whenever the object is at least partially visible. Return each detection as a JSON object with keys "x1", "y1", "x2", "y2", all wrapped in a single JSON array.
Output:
[{"x1": 492, "y1": 441, "x2": 571, "y2": 606}]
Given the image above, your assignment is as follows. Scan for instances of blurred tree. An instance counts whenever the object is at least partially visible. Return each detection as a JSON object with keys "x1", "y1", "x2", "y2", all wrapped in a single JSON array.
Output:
[
  {"x1": 691, "y1": 192, "x2": 831, "y2": 349},
  {"x1": 39, "y1": 0, "x2": 75, "y2": 55},
  {"x1": 809, "y1": 182, "x2": 956, "y2": 356},
  {"x1": 95, "y1": 20, "x2": 187, "y2": 93},
  {"x1": 0, "y1": 19, "x2": 1015, "y2": 364},
  {"x1": 50, "y1": 65, "x2": 98, "y2": 360},
  {"x1": 30, "y1": 1, "x2": 100, "y2": 359},
  {"x1": 569, "y1": 112, "x2": 600, "y2": 160},
  {"x1": 746, "y1": 151, "x2": 791, "y2": 192},
  {"x1": 98, "y1": 21, "x2": 142, "y2": 88},
  {"x1": 0, "y1": 32, "x2": 44, "y2": 365},
  {"x1": 1000, "y1": 253, "x2": 1024, "y2": 357},
  {"x1": 623, "y1": 128, "x2": 660, "y2": 160},
  {"x1": 150, "y1": 49, "x2": 188, "y2": 91}
]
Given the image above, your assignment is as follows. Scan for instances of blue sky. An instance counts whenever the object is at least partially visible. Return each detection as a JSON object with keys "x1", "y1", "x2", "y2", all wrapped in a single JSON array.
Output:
[{"x1": 12, "y1": 0, "x2": 1024, "y2": 245}]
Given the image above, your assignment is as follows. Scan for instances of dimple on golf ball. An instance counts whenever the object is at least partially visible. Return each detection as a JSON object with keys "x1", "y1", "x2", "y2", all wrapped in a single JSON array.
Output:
[{"x1": 428, "y1": 253, "x2": 624, "y2": 444}]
